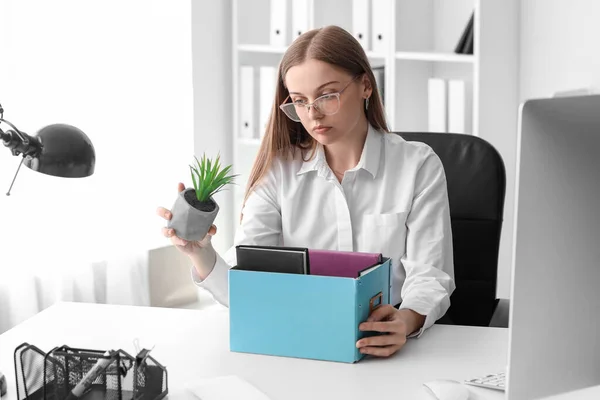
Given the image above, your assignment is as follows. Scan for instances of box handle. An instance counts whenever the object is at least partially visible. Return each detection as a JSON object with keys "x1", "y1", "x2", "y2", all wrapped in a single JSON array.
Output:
[{"x1": 369, "y1": 292, "x2": 383, "y2": 313}]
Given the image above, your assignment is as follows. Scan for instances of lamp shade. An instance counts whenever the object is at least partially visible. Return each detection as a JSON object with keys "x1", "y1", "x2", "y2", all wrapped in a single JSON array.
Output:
[{"x1": 23, "y1": 123, "x2": 95, "y2": 178}]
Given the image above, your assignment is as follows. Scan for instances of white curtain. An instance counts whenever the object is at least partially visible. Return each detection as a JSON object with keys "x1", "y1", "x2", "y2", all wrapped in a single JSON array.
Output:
[{"x1": 0, "y1": 0, "x2": 194, "y2": 334}]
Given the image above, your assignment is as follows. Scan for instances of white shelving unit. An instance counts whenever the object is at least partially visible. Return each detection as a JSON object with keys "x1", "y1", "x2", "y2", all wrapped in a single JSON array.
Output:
[{"x1": 231, "y1": 0, "x2": 519, "y2": 233}]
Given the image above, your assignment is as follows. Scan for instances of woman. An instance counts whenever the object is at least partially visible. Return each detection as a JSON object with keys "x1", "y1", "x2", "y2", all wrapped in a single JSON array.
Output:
[{"x1": 157, "y1": 25, "x2": 455, "y2": 358}]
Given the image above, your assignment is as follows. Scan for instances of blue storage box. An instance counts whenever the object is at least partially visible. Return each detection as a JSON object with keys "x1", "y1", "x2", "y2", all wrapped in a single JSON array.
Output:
[{"x1": 228, "y1": 257, "x2": 391, "y2": 363}]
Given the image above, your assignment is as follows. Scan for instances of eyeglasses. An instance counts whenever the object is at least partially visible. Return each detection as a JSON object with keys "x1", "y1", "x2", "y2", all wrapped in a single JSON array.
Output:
[{"x1": 279, "y1": 75, "x2": 360, "y2": 122}]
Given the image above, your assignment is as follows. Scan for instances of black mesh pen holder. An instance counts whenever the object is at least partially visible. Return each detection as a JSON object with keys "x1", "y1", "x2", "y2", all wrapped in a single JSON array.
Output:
[{"x1": 14, "y1": 343, "x2": 168, "y2": 400}]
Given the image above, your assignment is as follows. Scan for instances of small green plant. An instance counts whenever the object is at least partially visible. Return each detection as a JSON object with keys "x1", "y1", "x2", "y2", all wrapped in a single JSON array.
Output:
[{"x1": 189, "y1": 153, "x2": 237, "y2": 203}]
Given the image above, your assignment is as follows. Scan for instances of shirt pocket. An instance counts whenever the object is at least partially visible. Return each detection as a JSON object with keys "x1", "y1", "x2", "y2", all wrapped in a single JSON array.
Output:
[{"x1": 360, "y1": 212, "x2": 409, "y2": 257}]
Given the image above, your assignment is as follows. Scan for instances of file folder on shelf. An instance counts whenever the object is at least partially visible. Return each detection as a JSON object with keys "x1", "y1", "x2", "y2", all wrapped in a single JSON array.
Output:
[
  {"x1": 269, "y1": 0, "x2": 288, "y2": 47},
  {"x1": 240, "y1": 65, "x2": 255, "y2": 139},
  {"x1": 229, "y1": 248, "x2": 391, "y2": 363},
  {"x1": 259, "y1": 66, "x2": 277, "y2": 137},
  {"x1": 428, "y1": 77, "x2": 447, "y2": 133},
  {"x1": 291, "y1": 0, "x2": 310, "y2": 41},
  {"x1": 371, "y1": 0, "x2": 392, "y2": 54},
  {"x1": 448, "y1": 79, "x2": 466, "y2": 134},
  {"x1": 352, "y1": 0, "x2": 371, "y2": 51}
]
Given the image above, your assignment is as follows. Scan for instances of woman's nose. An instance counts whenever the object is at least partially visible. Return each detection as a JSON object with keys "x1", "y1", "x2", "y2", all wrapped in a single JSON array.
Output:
[{"x1": 307, "y1": 104, "x2": 323, "y2": 120}]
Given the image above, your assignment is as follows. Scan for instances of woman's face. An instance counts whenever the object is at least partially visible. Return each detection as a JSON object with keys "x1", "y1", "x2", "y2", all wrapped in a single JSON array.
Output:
[{"x1": 283, "y1": 59, "x2": 371, "y2": 146}]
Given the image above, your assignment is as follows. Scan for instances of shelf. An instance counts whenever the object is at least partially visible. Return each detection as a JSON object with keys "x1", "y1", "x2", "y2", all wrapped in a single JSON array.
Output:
[
  {"x1": 237, "y1": 138, "x2": 262, "y2": 146},
  {"x1": 238, "y1": 44, "x2": 287, "y2": 54},
  {"x1": 239, "y1": 45, "x2": 386, "y2": 61},
  {"x1": 366, "y1": 51, "x2": 387, "y2": 60},
  {"x1": 395, "y1": 51, "x2": 474, "y2": 63}
]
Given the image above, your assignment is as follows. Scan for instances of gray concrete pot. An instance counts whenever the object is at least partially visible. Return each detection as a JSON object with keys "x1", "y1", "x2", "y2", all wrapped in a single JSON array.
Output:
[{"x1": 167, "y1": 188, "x2": 219, "y2": 241}]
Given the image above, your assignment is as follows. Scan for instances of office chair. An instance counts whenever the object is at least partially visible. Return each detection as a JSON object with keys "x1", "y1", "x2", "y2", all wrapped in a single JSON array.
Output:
[{"x1": 394, "y1": 132, "x2": 508, "y2": 327}]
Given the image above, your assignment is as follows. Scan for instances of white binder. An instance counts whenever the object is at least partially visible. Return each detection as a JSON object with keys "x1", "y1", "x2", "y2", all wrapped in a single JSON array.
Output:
[
  {"x1": 371, "y1": 0, "x2": 391, "y2": 54},
  {"x1": 291, "y1": 0, "x2": 310, "y2": 41},
  {"x1": 427, "y1": 78, "x2": 447, "y2": 133},
  {"x1": 259, "y1": 66, "x2": 277, "y2": 137},
  {"x1": 240, "y1": 66, "x2": 255, "y2": 139},
  {"x1": 448, "y1": 79, "x2": 466, "y2": 134},
  {"x1": 352, "y1": 0, "x2": 370, "y2": 51},
  {"x1": 270, "y1": 0, "x2": 288, "y2": 47}
]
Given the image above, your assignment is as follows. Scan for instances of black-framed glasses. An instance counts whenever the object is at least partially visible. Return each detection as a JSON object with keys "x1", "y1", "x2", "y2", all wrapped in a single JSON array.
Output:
[{"x1": 279, "y1": 75, "x2": 360, "y2": 122}]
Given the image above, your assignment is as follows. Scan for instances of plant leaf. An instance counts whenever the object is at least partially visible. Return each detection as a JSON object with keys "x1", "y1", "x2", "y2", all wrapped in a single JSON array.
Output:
[
  {"x1": 187, "y1": 152, "x2": 237, "y2": 203},
  {"x1": 190, "y1": 166, "x2": 199, "y2": 200}
]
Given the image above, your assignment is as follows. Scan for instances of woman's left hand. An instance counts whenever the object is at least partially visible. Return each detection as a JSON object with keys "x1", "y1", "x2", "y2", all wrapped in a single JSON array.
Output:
[{"x1": 356, "y1": 305, "x2": 424, "y2": 357}]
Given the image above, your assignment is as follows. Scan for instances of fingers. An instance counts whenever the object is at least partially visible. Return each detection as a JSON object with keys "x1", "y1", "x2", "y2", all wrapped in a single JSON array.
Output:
[
  {"x1": 156, "y1": 207, "x2": 172, "y2": 220},
  {"x1": 208, "y1": 224, "x2": 217, "y2": 236},
  {"x1": 161, "y1": 227, "x2": 189, "y2": 247},
  {"x1": 359, "y1": 344, "x2": 402, "y2": 357},
  {"x1": 357, "y1": 319, "x2": 406, "y2": 357},
  {"x1": 177, "y1": 182, "x2": 185, "y2": 193},
  {"x1": 366, "y1": 304, "x2": 397, "y2": 322},
  {"x1": 357, "y1": 333, "x2": 406, "y2": 348},
  {"x1": 359, "y1": 320, "x2": 395, "y2": 333}
]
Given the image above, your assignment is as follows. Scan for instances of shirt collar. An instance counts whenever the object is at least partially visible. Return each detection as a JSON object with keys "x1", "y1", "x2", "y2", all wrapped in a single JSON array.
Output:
[{"x1": 296, "y1": 123, "x2": 382, "y2": 179}]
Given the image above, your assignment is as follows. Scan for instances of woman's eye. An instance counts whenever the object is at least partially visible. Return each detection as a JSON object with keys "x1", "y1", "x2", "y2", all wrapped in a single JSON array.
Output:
[{"x1": 293, "y1": 99, "x2": 306, "y2": 104}]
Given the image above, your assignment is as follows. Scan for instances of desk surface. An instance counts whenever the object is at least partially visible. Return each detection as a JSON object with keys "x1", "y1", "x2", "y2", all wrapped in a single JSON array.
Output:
[{"x1": 0, "y1": 302, "x2": 508, "y2": 400}]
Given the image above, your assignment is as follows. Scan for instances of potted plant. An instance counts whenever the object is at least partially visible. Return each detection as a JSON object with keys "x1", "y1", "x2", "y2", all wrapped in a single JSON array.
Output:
[{"x1": 167, "y1": 153, "x2": 237, "y2": 241}]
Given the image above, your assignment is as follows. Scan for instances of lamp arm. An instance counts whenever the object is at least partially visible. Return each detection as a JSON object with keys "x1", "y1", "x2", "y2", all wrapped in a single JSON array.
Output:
[{"x1": 0, "y1": 118, "x2": 43, "y2": 157}]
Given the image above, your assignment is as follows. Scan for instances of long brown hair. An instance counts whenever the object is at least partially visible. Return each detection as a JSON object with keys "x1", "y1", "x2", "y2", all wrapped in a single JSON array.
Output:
[{"x1": 241, "y1": 25, "x2": 388, "y2": 220}]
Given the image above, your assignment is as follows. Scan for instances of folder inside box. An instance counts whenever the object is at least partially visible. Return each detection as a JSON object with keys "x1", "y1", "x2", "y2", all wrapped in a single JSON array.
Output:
[{"x1": 228, "y1": 249, "x2": 392, "y2": 363}]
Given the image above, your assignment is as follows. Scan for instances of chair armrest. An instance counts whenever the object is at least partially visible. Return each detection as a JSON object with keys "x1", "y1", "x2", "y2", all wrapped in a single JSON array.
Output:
[{"x1": 489, "y1": 298, "x2": 510, "y2": 328}]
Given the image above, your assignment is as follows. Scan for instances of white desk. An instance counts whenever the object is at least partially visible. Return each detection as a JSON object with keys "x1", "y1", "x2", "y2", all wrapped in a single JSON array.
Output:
[{"x1": 0, "y1": 302, "x2": 508, "y2": 400}]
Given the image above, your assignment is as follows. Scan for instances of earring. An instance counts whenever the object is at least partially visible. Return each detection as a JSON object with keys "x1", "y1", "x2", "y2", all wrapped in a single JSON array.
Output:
[{"x1": 365, "y1": 97, "x2": 370, "y2": 110}]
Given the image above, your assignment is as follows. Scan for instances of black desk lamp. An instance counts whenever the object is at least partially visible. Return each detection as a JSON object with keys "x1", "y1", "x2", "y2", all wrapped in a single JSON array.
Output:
[{"x1": 0, "y1": 102, "x2": 95, "y2": 195}]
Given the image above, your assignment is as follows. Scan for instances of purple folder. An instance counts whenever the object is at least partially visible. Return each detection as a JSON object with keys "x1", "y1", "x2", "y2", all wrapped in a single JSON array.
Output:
[{"x1": 308, "y1": 249, "x2": 383, "y2": 278}]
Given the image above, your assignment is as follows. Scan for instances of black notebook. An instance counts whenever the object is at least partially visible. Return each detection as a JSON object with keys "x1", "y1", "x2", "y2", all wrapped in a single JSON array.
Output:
[{"x1": 235, "y1": 245, "x2": 310, "y2": 275}]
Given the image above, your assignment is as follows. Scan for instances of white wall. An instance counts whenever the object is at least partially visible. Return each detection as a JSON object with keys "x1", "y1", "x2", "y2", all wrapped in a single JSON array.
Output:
[
  {"x1": 476, "y1": 0, "x2": 521, "y2": 300},
  {"x1": 0, "y1": 0, "x2": 196, "y2": 331},
  {"x1": 491, "y1": 0, "x2": 600, "y2": 299},
  {"x1": 520, "y1": 0, "x2": 600, "y2": 100},
  {"x1": 0, "y1": 0, "x2": 193, "y2": 263},
  {"x1": 191, "y1": 0, "x2": 234, "y2": 255}
]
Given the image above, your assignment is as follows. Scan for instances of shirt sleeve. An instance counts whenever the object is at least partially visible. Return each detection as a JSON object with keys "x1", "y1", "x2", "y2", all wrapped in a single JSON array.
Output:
[
  {"x1": 398, "y1": 147, "x2": 456, "y2": 338},
  {"x1": 191, "y1": 160, "x2": 283, "y2": 307}
]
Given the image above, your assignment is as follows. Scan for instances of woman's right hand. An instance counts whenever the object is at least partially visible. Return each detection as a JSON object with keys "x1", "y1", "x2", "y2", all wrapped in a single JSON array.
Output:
[{"x1": 156, "y1": 182, "x2": 217, "y2": 257}]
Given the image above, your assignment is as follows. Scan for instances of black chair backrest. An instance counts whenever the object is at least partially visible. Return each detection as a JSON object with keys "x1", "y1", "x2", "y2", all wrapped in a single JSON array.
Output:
[{"x1": 394, "y1": 132, "x2": 506, "y2": 326}]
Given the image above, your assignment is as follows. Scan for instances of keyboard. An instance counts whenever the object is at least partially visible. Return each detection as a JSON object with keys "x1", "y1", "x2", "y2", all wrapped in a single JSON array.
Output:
[{"x1": 464, "y1": 372, "x2": 506, "y2": 391}]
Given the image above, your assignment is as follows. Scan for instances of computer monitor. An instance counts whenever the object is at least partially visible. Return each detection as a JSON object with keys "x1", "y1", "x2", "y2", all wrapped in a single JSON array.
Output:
[{"x1": 506, "y1": 94, "x2": 600, "y2": 399}]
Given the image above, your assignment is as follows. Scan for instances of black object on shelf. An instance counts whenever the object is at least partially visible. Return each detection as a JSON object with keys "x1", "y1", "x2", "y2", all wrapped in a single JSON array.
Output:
[
  {"x1": 372, "y1": 65, "x2": 385, "y2": 106},
  {"x1": 14, "y1": 342, "x2": 168, "y2": 400},
  {"x1": 454, "y1": 12, "x2": 474, "y2": 55}
]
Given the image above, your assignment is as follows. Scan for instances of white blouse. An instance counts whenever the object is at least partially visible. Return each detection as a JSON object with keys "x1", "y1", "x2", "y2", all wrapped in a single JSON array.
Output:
[{"x1": 193, "y1": 124, "x2": 455, "y2": 337}]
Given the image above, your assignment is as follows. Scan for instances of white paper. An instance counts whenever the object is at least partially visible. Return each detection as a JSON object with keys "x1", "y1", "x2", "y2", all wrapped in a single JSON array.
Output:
[{"x1": 186, "y1": 375, "x2": 272, "y2": 400}]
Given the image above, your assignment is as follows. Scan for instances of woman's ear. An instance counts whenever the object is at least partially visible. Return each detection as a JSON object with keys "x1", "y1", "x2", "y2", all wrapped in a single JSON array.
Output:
[{"x1": 361, "y1": 73, "x2": 373, "y2": 99}]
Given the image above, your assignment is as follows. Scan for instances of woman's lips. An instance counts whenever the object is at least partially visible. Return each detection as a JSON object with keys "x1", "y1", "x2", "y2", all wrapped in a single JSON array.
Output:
[{"x1": 313, "y1": 126, "x2": 332, "y2": 134}]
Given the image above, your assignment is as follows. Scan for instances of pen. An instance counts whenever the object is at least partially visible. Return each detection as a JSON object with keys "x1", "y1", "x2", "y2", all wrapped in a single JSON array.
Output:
[{"x1": 65, "y1": 350, "x2": 115, "y2": 400}]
